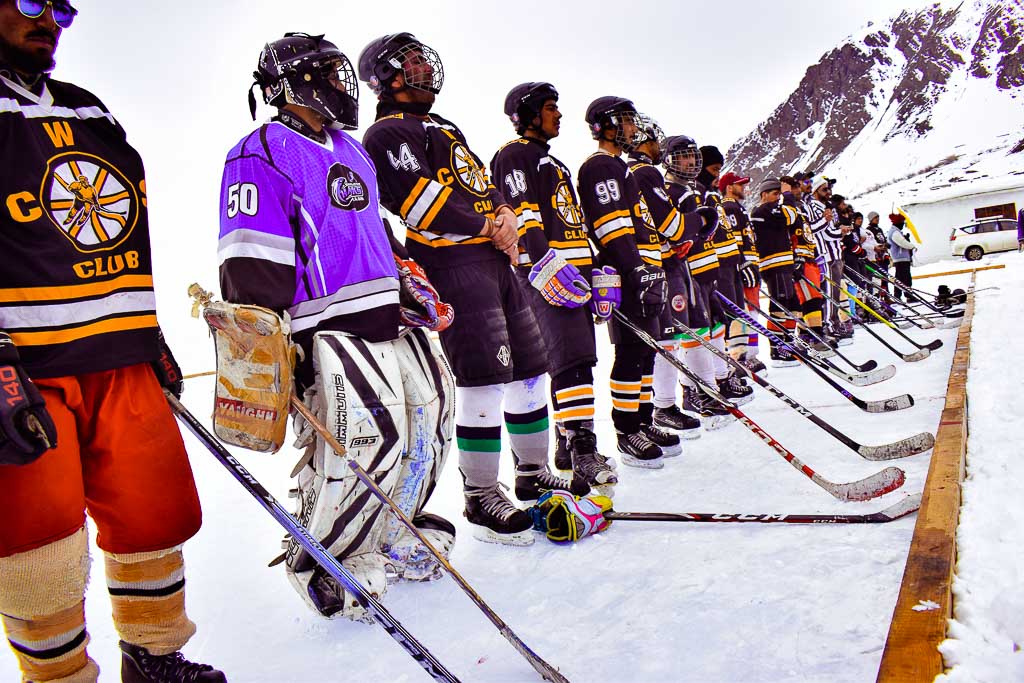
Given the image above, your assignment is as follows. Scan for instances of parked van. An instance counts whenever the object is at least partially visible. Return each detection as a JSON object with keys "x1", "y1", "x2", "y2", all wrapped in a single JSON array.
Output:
[{"x1": 949, "y1": 218, "x2": 1019, "y2": 260}]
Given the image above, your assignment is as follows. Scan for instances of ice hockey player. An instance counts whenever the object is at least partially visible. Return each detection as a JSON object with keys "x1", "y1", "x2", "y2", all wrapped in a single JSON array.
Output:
[
  {"x1": 358, "y1": 33, "x2": 553, "y2": 545},
  {"x1": 750, "y1": 178, "x2": 803, "y2": 367},
  {"x1": 804, "y1": 175, "x2": 848, "y2": 340},
  {"x1": 719, "y1": 172, "x2": 766, "y2": 373},
  {"x1": 0, "y1": 2, "x2": 224, "y2": 680},
  {"x1": 715, "y1": 171, "x2": 755, "y2": 365},
  {"x1": 489, "y1": 81, "x2": 619, "y2": 495},
  {"x1": 780, "y1": 175, "x2": 828, "y2": 350},
  {"x1": 220, "y1": 32, "x2": 456, "y2": 621},
  {"x1": 623, "y1": 115, "x2": 702, "y2": 440},
  {"x1": 661, "y1": 135, "x2": 737, "y2": 427},
  {"x1": 577, "y1": 96, "x2": 674, "y2": 468}
]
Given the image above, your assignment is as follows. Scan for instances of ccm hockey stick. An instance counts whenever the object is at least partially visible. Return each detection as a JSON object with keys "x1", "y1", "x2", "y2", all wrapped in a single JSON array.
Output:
[
  {"x1": 672, "y1": 317, "x2": 933, "y2": 460},
  {"x1": 744, "y1": 295, "x2": 894, "y2": 386},
  {"x1": 167, "y1": 394, "x2": 462, "y2": 683},
  {"x1": 290, "y1": 398, "x2": 569, "y2": 683},
  {"x1": 758, "y1": 287, "x2": 880, "y2": 374},
  {"x1": 613, "y1": 309, "x2": 905, "y2": 501},
  {"x1": 605, "y1": 493, "x2": 921, "y2": 524},
  {"x1": 715, "y1": 292, "x2": 915, "y2": 413}
]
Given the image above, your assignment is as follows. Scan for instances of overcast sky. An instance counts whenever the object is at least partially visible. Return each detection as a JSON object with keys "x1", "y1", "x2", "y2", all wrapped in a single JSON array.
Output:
[{"x1": 45, "y1": 0, "x2": 924, "y2": 352}]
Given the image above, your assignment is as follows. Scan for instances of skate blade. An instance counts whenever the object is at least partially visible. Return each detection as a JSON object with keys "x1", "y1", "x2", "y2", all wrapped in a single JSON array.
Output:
[
  {"x1": 770, "y1": 359, "x2": 801, "y2": 368},
  {"x1": 837, "y1": 338, "x2": 854, "y2": 347},
  {"x1": 469, "y1": 524, "x2": 535, "y2": 547},
  {"x1": 658, "y1": 444, "x2": 683, "y2": 457},
  {"x1": 701, "y1": 414, "x2": 736, "y2": 430},
  {"x1": 620, "y1": 453, "x2": 665, "y2": 469}
]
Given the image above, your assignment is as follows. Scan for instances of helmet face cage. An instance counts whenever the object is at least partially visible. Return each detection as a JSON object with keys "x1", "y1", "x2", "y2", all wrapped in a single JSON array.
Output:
[
  {"x1": 633, "y1": 113, "x2": 666, "y2": 157},
  {"x1": 259, "y1": 37, "x2": 359, "y2": 129},
  {"x1": 610, "y1": 110, "x2": 642, "y2": 150},
  {"x1": 387, "y1": 41, "x2": 444, "y2": 94},
  {"x1": 665, "y1": 146, "x2": 703, "y2": 180}
]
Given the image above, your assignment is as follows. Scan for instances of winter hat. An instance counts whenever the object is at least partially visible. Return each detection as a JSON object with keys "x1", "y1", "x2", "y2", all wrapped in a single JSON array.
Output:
[
  {"x1": 758, "y1": 177, "x2": 782, "y2": 194},
  {"x1": 867, "y1": 211, "x2": 879, "y2": 222},
  {"x1": 888, "y1": 213, "x2": 905, "y2": 225},
  {"x1": 699, "y1": 145, "x2": 724, "y2": 168},
  {"x1": 809, "y1": 175, "x2": 829, "y2": 192}
]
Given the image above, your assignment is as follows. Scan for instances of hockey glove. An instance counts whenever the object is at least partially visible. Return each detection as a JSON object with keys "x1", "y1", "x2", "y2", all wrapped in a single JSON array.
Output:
[
  {"x1": 671, "y1": 239, "x2": 695, "y2": 259},
  {"x1": 528, "y1": 248, "x2": 590, "y2": 308},
  {"x1": 740, "y1": 259, "x2": 760, "y2": 289},
  {"x1": 151, "y1": 328, "x2": 184, "y2": 399},
  {"x1": 589, "y1": 266, "x2": 622, "y2": 321},
  {"x1": 530, "y1": 490, "x2": 612, "y2": 543},
  {"x1": 793, "y1": 257, "x2": 806, "y2": 278},
  {"x1": 695, "y1": 206, "x2": 719, "y2": 239},
  {"x1": 395, "y1": 255, "x2": 454, "y2": 332},
  {"x1": 0, "y1": 332, "x2": 57, "y2": 465},
  {"x1": 627, "y1": 264, "x2": 667, "y2": 318}
]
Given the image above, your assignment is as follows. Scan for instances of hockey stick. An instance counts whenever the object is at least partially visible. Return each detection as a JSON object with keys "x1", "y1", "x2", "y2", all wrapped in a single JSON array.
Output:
[
  {"x1": 167, "y1": 394, "x2": 462, "y2": 683},
  {"x1": 604, "y1": 493, "x2": 921, "y2": 524},
  {"x1": 818, "y1": 275, "x2": 942, "y2": 354},
  {"x1": 613, "y1": 309, "x2": 905, "y2": 501},
  {"x1": 672, "y1": 317, "x2": 933, "y2": 460},
  {"x1": 759, "y1": 287, "x2": 878, "y2": 373},
  {"x1": 290, "y1": 398, "x2": 569, "y2": 683},
  {"x1": 836, "y1": 268, "x2": 926, "y2": 329},
  {"x1": 743, "y1": 295, "x2": 895, "y2": 387},
  {"x1": 715, "y1": 292, "x2": 915, "y2": 413},
  {"x1": 862, "y1": 263, "x2": 965, "y2": 318},
  {"x1": 835, "y1": 268, "x2": 944, "y2": 335}
]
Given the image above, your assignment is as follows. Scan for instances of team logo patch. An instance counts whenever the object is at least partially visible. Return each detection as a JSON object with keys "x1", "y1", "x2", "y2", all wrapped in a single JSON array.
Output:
[
  {"x1": 496, "y1": 345, "x2": 511, "y2": 367},
  {"x1": 595, "y1": 300, "x2": 612, "y2": 317},
  {"x1": 672, "y1": 294, "x2": 686, "y2": 313},
  {"x1": 449, "y1": 141, "x2": 489, "y2": 196},
  {"x1": 636, "y1": 195, "x2": 654, "y2": 229},
  {"x1": 554, "y1": 180, "x2": 584, "y2": 227},
  {"x1": 41, "y1": 152, "x2": 139, "y2": 252},
  {"x1": 327, "y1": 163, "x2": 369, "y2": 211}
]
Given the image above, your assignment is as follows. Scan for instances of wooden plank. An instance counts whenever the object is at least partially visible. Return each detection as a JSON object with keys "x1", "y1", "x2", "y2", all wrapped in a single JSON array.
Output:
[
  {"x1": 876, "y1": 273, "x2": 976, "y2": 682},
  {"x1": 915, "y1": 263, "x2": 1004, "y2": 279}
]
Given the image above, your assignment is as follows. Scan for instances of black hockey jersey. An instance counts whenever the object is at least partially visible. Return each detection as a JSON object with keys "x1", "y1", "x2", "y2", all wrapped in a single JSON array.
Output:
[
  {"x1": 362, "y1": 104, "x2": 506, "y2": 269},
  {"x1": 782, "y1": 191, "x2": 816, "y2": 261},
  {"x1": 489, "y1": 137, "x2": 592, "y2": 274},
  {"x1": 666, "y1": 180, "x2": 719, "y2": 280},
  {"x1": 0, "y1": 69, "x2": 159, "y2": 379},
  {"x1": 717, "y1": 197, "x2": 748, "y2": 270},
  {"x1": 577, "y1": 151, "x2": 657, "y2": 273},
  {"x1": 750, "y1": 201, "x2": 797, "y2": 273}
]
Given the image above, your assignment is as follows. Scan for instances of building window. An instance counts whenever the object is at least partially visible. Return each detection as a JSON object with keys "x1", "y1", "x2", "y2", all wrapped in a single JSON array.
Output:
[{"x1": 974, "y1": 203, "x2": 1016, "y2": 220}]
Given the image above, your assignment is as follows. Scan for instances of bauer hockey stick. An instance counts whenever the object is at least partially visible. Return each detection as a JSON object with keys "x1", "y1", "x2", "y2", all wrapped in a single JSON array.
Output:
[
  {"x1": 672, "y1": 317, "x2": 933, "y2": 460},
  {"x1": 167, "y1": 394, "x2": 461, "y2": 683},
  {"x1": 290, "y1": 398, "x2": 570, "y2": 683},
  {"x1": 604, "y1": 493, "x2": 921, "y2": 524},
  {"x1": 612, "y1": 309, "x2": 905, "y2": 501},
  {"x1": 715, "y1": 292, "x2": 915, "y2": 413}
]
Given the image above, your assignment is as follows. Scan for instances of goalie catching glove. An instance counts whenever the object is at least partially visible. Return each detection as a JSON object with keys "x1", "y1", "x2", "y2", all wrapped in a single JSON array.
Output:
[
  {"x1": 394, "y1": 255, "x2": 454, "y2": 332},
  {"x1": 527, "y1": 248, "x2": 590, "y2": 308},
  {"x1": 528, "y1": 490, "x2": 613, "y2": 542}
]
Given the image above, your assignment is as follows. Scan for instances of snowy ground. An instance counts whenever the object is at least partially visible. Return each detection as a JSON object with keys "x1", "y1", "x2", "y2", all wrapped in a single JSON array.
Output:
[
  {"x1": 937, "y1": 250, "x2": 1024, "y2": 682},
  {"x1": 2, "y1": 263, "x2": 986, "y2": 682}
]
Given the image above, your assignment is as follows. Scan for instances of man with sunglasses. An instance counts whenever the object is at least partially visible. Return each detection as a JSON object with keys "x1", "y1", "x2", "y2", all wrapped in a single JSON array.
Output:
[{"x1": 0, "y1": 1, "x2": 224, "y2": 681}]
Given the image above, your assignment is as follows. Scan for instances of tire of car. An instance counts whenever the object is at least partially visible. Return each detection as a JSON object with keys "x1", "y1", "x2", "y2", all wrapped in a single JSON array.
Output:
[{"x1": 964, "y1": 245, "x2": 984, "y2": 261}]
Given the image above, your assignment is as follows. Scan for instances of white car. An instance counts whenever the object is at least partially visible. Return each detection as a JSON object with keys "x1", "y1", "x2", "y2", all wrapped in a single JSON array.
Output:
[{"x1": 949, "y1": 217, "x2": 1020, "y2": 261}]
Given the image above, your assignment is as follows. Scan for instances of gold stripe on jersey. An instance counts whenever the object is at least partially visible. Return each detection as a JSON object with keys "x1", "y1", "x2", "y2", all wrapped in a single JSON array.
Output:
[
  {"x1": 0, "y1": 274, "x2": 153, "y2": 303},
  {"x1": 759, "y1": 250, "x2": 795, "y2": 271},
  {"x1": 10, "y1": 314, "x2": 158, "y2": 347},
  {"x1": 656, "y1": 209, "x2": 684, "y2": 242},
  {"x1": 405, "y1": 230, "x2": 490, "y2": 248},
  {"x1": 687, "y1": 245, "x2": 719, "y2": 275},
  {"x1": 780, "y1": 205, "x2": 800, "y2": 225},
  {"x1": 638, "y1": 245, "x2": 662, "y2": 267},
  {"x1": 399, "y1": 177, "x2": 452, "y2": 231},
  {"x1": 512, "y1": 201, "x2": 543, "y2": 236},
  {"x1": 590, "y1": 209, "x2": 633, "y2": 244}
]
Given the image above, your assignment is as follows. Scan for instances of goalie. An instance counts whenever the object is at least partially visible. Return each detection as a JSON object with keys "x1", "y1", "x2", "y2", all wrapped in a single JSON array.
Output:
[{"x1": 216, "y1": 32, "x2": 455, "y2": 622}]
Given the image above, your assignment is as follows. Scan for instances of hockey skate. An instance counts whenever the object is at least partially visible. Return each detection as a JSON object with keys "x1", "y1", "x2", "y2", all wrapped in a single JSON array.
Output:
[
  {"x1": 769, "y1": 346, "x2": 800, "y2": 368},
  {"x1": 120, "y1": 641, "x2": 226, "y2": 683},
  {"x1": 683, "y1": 386, "x2": 736, "y2": 430},
  {"x1": 718, "y1": 374, "x2": 754, "y2": 406},
  {"x1": 640, "y1": 423, "x2": 682, "y2": 457},
  {"x1": 652, "y1": 404, "x2": 701, "y2": 440},
  {"x1": 553, "y1": 429, "x2": 572, "y2": 472},
  {"x1": 741, "y1": 356, "x2": 767, "y2": 375},
  {"x1": 616, "y1": 430, "x2": 664, "y2": 469},
  {"x1": 568, "y1": 427, "x2": 618, "y2": 498},
  {"x1": 515, "y1": 463, "x2": 584, "y2": 503},
  {"x1": 464, "y1": 485, "x2": 534, "y2": 546}
]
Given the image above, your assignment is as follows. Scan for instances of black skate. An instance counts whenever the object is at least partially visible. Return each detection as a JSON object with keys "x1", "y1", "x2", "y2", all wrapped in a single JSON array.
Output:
[
  {"x1": 799, "y1": 332, "x2": 833, "y2": 356},
  {"x1": 741, "y1": 356, "x2": 767, "y2": 375},
  {"x1": 640, "y1": 423, "x2": 682, "y2": 457},
  {"x1": 683, "y1": 386, "x2": 736, "y2": 431},
  {"x1": 568, "y1": 427, "x2": 618, "y2": 497},
  {"x1": 553, "y1": 430, "x2": 572, "y2": 472},
  {"x1": 515, "y1": 464, "x2": 583, "y2": 503},
  {"x1": 717, "y1": 375, "x2": 754, "y2": 406},
  {"x1": 652, "y1": 405, "x2": 701, "y2": 440},
  {"x1": 464, "y1": 485, "x2": 534, "y2": 546},
  {"x1": 616, "y1": 431, "x2": 664, "y2": 469},
  {"x1": 120, "y1": 641, "x2": 226, "y2": 683},
  {"x1": 769, "y1": 346, "x2": 800, "y2": 368}
]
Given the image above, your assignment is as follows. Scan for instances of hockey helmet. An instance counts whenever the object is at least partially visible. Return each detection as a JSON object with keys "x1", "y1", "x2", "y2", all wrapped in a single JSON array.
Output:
[
  {"x1": 633, "y1": 113, "x2": 666, "y2": 159},
  {"x1": 662, "y1": 135, "x2": 703, "y2": 180},
  {"x1": 250, "y1": 33, "x2": 358, "y2": 129},
  {"x1": 358, "y1": 32, "x2": 444, "y2": 96},
  {"x1": 504, "y1": 82, "x2": 559, "y2": 135},
  {"x1": 585, "y1": 95, "x2": 640, "y2": 147}
]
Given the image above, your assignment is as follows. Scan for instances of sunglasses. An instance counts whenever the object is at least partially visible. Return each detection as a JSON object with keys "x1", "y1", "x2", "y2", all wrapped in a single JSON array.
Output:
[{"x1": 16, "y1": 0, "x2": 78, "y2": 29}]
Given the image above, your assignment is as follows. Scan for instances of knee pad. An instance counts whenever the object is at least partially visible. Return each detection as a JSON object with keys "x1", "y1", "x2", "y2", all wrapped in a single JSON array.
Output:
[{"x1": 0, "y1": 527, "x2": 89, "y2": 619}]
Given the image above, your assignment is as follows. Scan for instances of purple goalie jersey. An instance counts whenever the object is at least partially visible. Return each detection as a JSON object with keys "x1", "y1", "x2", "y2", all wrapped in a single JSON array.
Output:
[{"x1": 218, "y1": 118, "x2": 401, "y2": 355}]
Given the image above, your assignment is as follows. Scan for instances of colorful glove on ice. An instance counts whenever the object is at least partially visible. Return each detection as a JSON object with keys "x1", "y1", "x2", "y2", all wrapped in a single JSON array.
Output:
[
  {"x1": 531, "y1": 490, "x2": 613, "y2": 542},
  {"x1": 528, "y1": 248, "x2": 590, "y2": 308},
  {"x1": 395, "y1": 255, "x2": 454, "y2": 332},
  {"x1": 589, "y1": 266, "x2": 621, "y2": 320}
]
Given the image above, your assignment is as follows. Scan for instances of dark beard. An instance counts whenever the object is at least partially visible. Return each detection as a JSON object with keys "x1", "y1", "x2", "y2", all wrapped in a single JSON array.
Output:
[{"x1": 0, "y1": 34, "x2": 56, "y2": 77}]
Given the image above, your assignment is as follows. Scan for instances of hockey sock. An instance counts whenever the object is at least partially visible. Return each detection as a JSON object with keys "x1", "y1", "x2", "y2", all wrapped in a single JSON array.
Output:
[
  {"x1": 683, "y1": 342, "x2": 716, "y2": 390},
  {"x1": 105, "y1": 547, "x2": 196, "y2": 655},
  {"x1": 802, "y1": 296, "x2": 823, "y2": 330},
  {"x1": 743, "y1": 286, "x2": 760, "y2": 358},
  {"x1": 638, "y1": 347, "x2": 655, "y2": 424},
  {"x1": 456, "y1": 384, "x2": 505, "y2": 488},
  {"x1": 726, "y1": 318, "x2": 747, "y2": 360},
  {"x1": 505, "y1": 375, "x2": 550, "y2": 470},
  {"x1": 711, "y1": 324, "x2": 728, "y2": 380},
  {"x1": 551, "y1": 365, "x2": 596, "y2": 434},
  {"x1": 610, "y1": 342, "x2": 645, "y2": 434},
  {"x1": 678, "y1": 332, "x2": 704, "y2": 389},
  {"x1": 0, "y1": 528, "x2": 97, "y2": 682}
]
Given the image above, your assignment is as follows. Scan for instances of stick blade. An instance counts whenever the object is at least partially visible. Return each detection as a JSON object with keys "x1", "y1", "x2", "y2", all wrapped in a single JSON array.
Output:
[
  {"x1": 902, "y1": 348, "x2": 930, "y2": 362},
  {"x1": 858, "y1": 359, "x2": 879, "y2": 372},
  {"x1": 858, "y1": 432, "x2": 935, "y2": 460},
  {"x1": 847, "y1": 364, "x2": 897, "y2": 387},
  {"x1": 827, "y1": 466, "x2": 906, "y2": 502},
  {"x1": 925, "y1": 339, "x2": 943, "y2": 351},
  {"x1": 875, "y1": 492, "x2": 923, "y2": 521},
  {"x1": 865, "y1": 393, "x2": 915, "y2": 413}
]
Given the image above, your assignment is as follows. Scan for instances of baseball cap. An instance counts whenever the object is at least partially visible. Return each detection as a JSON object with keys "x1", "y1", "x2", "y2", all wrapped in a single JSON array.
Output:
[{"x1": 718, "y1": 171, "x2": 751, "y2": 193}]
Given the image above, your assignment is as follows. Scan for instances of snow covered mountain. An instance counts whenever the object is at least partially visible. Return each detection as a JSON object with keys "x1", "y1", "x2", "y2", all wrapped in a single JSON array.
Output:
[{"x1": 726, "y1": 0, "x2": 1024, "y2": 201}]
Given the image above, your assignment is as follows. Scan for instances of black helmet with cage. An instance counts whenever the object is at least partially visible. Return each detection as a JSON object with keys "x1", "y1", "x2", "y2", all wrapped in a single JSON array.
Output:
[
  {"x1": 584, "y1": 95, "x2": 640, "y2": 148},
  {"x1": 357, "y1": 32, "x2": 444, "y2": 96},
  {"x1": 662, "y1": 134, "x2": 703, "y2": 181}
]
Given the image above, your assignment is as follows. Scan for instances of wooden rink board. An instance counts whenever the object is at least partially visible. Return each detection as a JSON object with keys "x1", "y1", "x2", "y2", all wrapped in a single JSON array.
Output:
[{"x1": 876, "y1": 273, "x2": 976, "y2": 681}]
